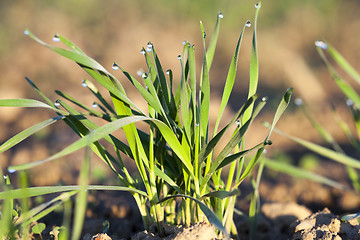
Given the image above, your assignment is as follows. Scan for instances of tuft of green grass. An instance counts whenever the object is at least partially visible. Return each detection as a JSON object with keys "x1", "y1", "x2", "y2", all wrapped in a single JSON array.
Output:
[{"x1": 1, "y1": 2, "x2": 292, "y2": 238}]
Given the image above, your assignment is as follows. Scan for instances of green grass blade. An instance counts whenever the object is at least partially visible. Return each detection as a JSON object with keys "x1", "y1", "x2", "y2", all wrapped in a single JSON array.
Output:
[
  {"x1": 25, "y1": 77, "x2": 55, "y2": 107},
  {"x1": 0, "y1": 99, "x2": 65, "y2": 114},
  {"x1": 158, "y1": 194, "x2": 229, "y2": 236},
  {"x1": 326, "y1": 43, "x2": 360, "y2": 85},
  {"x1": 25, "y1": 29, "x2": 109, "y2": 74},
  {"x1": 72, "y1": 147, "x2": 90, "y2": 240},
  {"x1": 15, "y1": 191, "x2": 78, "y2": 226},
  {"x1": 0, "y1": 185, "x2": 148, "y2": 199},
  {"x1": 0, "y1": 116, "x2": 64, "y2": 153},
  {"x1": 243, "y1": 4, "x2": 261, "y2": 124},
  {"x1": 205, "y1": 12, "x2": 222, "y2": 68},
  {"x1": 265, "y1": 88, "x2": 293, "y2": 140},
  {"x1": 262, "y1": 158, "x2": 345, "y2": 189},
  {"x1": 317, "y1": 46, "x2": 360, "y2": 108},
  {"x1": 200, "y1": 189, "x2": 239, "y2": 200},
  {"x1": 269, "y1": 125, "x2": 360, "y2": 169},
  {"x1": 213, "y1": 24, "x2": 247, "y2": 135},
  {"x1": 217, "y1": 142, "x2": 265, "y2": 170},
  {"x1": 199, "y1": 21, "x2": 210, "y2": 143},
  {"x1": 56, "y1": 34, "x2": 86, "y2": 55}
]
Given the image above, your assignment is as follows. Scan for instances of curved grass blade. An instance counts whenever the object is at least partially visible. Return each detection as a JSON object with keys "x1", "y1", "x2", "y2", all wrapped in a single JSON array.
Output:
[
  {"x1": 0, "y1": 185, "x2": 147, "y2": 199},
  {"x1": 25, "y1": 29, "x2": 108, "y2": 74},
  {"x1": 317, "y1": 46, "x2": 360, "y2": 108},
  {"x1": 72, "y1": 147, "x2": 90, "y2": 240},
  {"x1": 265, "y1": 88, "x2": 293, "y2": 141},
  {"x1": 206, "y1": 12, "x2": 222, "y2": 69},
  {"x1": 158, "y1": 194, "x2": 229, "y2": 236},
  {"x1": 213, "y1": 23, "x2": 248, "y2": 135},
  {"x1": 15, "y1": 191, "x2": 78, "y2": 226},
  {"x1": 199, "y1": 21, "x2": 210, "y2": 143},
  {"x1": 326, "y1": 43, "x2": 360, "y2": 85},
  {"x1": 262, "y1": 158, "x2": 345, "y2": 189},
  {"x1": 267, "y1": 124, "x2": 360, "y2": 169},
  {"x1": 0, "y1": 116, "x2": 64, "y2": 153},
  {"x1": 200, "y1": 189, "x2": 239, "y2": 200},
  {"x1": 243, "y1": 4, "x2": 261, "y2": 124},
  {"x1": 0, "y1": 99, "x2": 66, "y2": 114}
]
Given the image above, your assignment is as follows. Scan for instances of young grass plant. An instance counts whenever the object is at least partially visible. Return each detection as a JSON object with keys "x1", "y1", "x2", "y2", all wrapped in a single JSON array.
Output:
[
  {"x1": 1, "y1": 2, "x2": 292, "y2": 237},
  {"x1": 264, "y1": 41, "x2": 360, "y2": 220}
]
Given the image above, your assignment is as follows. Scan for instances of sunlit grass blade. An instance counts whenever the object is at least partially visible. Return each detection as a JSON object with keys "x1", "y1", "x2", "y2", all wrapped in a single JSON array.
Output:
[
  {"x1": 265, "y1": 88, "x2": 293, "y2": 141},
  {"x1": 262, "y1": 158, "x2": 345, "y2": 189},
  {"x1": 25, "y1": 29, "x2": 109, "y2": 74},
  {"x1": 200, "y1": 189, "x2": 239, "y2": 200},
  {"x1": 213, "y1": 23, "x2": 247, "y2": 135},
  {"x1": 242, "y1": 3, "x2": 261, "y2": 124},
  {"x1": 0, "y1": 185, "x2": 147, "y2": 199},
  {"x1": 158, "y1": 194, "x2": 229, "y2": 237},
  {"x1": 199, "y1": 21, "x2": 210, "y2": 143},
  {"x1": 326, "y1": 43, "x2": 360, "y2": 85},
  {"x1": 0, "y1": 99, "x2": 66, "y2": 114},
  {"x1": 267, "y1": 124, "x2": 360, "y2": 169},
  {"x1": 0, "y1": 116, "x2": 64, "y2": 153},
  {"x1": 317, "y1": 46, "x2": 360, "y2": 108},
  {"x1": 205, "y1": 12, "x2": 222, "y2": 68},
  {"x1": 56, "y1": 33, "x2": 86, "y2": 55},
  {"x1": 25, "y1": 77, "x2": 55, "y2": 107},
  {"x1": 15, "y1": 191, "x2": 78, "y2": 226},
  {"x1": 72, "y1": 147, "x2": 90, "y2": 240}
]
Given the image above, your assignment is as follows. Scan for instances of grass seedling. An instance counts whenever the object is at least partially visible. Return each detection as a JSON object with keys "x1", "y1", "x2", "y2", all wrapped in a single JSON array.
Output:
[
  {"x1": 265, "y1": 40, "x2": 360, "y2": 221},
  {"x1": 1, "y1": 2, "x2": 292, "y2": 238}
]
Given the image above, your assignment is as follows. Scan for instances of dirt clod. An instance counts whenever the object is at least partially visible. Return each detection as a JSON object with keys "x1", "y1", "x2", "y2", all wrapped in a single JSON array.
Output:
[{"x1": 290, "y1": 208, "x2": 360, "y2": 240}]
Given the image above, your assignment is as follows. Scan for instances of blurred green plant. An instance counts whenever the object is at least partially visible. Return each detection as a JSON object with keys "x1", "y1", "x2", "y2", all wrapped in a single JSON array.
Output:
[
  {"x1": 264, "y1": 40, "x2": 360, "y2": 220},
  {"x1": 0, "y1": 2, "x2": 292, "y2": 238}
]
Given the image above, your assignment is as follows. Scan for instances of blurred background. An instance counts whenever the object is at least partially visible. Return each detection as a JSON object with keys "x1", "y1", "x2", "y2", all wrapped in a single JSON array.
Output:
[{"x1": 1, "y1": 0, "x2": 360, "y2": 186}]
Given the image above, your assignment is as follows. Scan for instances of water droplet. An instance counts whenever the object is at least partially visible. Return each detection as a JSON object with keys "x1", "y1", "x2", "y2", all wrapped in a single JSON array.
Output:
[
  {"x1": 246, "y1": 20, "x2": 252, "y2": 28},
  {"x1": 235, "y1": 120, "x2": 241, "y2": 125},
  {"x1": 82, "y1": 80, "x2": 88, "y2": 87},
  {"x1": 314, "y1": 40, "x2": 328, "y2": 50},
  {"x1": 146, "y1": 41, "x2": 153, "y2": 52},
  {"x1": 261, "y1": 97, "x2": 268, "y2": 102},
  {"x1": 203, "y1": 32, "x2": 207, "y2": 38},
  {"x1": 263, "y1": 149, "x2": 268, "y2": 154},
  {"x1": 53, "y1": 34, "x2": 60, "y2": 42},
  {"x1": 140, "y1": 49, "x2": 146, "y2": 55},
  {"x1": 218, "y1": 12, "x2": 224, "y2": 19},
  {"x1": 112, "y1": 62, "x2": 119, "y2": 71},
  {"x1": 3, "y1": 175, "x2": 8, "y2": 180},
  {"x1": 136, "y1": 69, "x2": 143, "y2": 76},
  {"x1": 142, "y1": 72, "x2": 148, "y2": 79},
  {"x1": 92, "y1": 102, "x2": 98, "y2": 108},
  {"x1": 294, "y1": 98, "x2": 303, "y2": 106},
  {"x1": 177, "y1": 55, "x2": 182, "y2": 60},
  {"x1": 54, "y1": 100, "x2": 60, "y2": 107},
  {"x1": 255, "y1": 2, "x2": 261, "y2": 9},
  {"x1": 166, "y1": 69, "x2": 171, "y2": 75},
  {"x1": 195, "y1": 123, "x2": 199, "y2": 127},
  {"x1": 8, "y1": 168, "x2": 16, "y2": 173},
  {"x1": 24, "y1": 30, "x2": 29, "y2": 35},
  {"x1": 182, "y1": 40, "x2": 187, "y2": 45},
  {"x1": 347, "y1": 99, "x2": 354, "y2": 106},
  {"x1": 265, "y1": 140, "x2": 272, "y2": 145}
]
